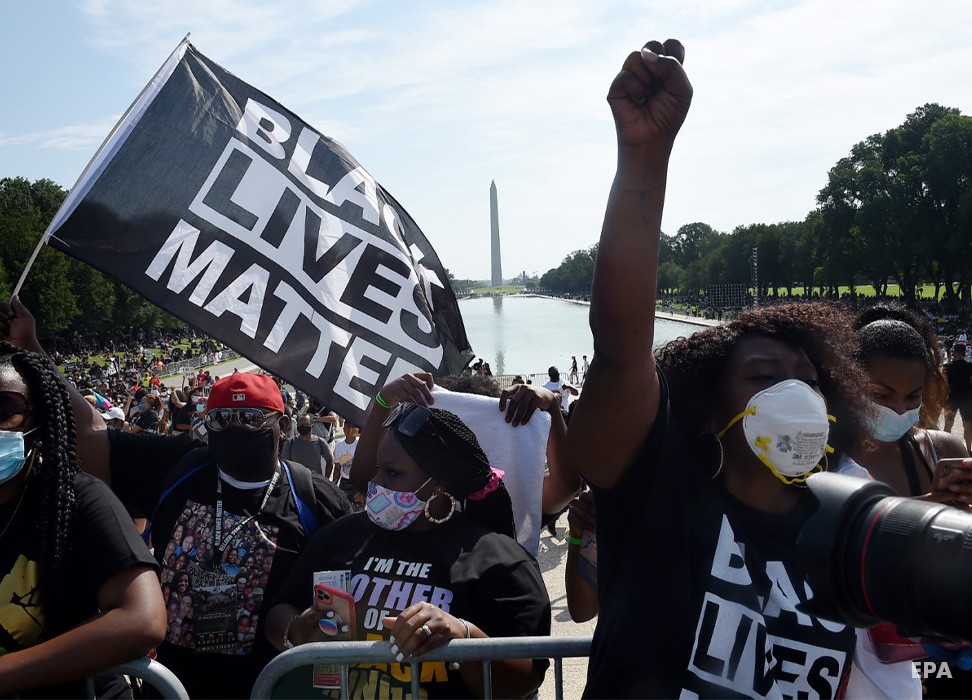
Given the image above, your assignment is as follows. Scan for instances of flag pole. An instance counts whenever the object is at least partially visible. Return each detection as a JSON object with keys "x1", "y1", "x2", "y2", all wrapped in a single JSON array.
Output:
[{"x1": 11, "y1": 33, "x2": 193, "y2": 300}]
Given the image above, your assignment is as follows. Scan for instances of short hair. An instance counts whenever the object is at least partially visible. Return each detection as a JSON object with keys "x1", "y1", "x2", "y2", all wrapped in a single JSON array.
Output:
[
  {"x1": 856, "y1": 319, "x2": 929, "y2": 366},
  {"x1": 435, "y1": 374, "x2": 501, "y2": 398}
]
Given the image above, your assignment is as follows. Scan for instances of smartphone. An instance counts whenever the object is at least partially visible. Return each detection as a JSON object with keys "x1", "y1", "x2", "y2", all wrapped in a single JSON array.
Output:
[
  {"x1": 313, "y1": 583, "x2": 356, "y2": 638},
  {"x1": 936, "y1": 457, "x2": 971, "y2": 477}
]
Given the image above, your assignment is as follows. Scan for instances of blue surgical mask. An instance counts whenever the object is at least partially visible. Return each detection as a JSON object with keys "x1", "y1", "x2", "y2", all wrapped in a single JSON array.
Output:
[
  {"x1": 866, "y1": 401, "x2": 920, "y2": 443},
  {"x1": 0, "y1": 428, "x2": 37, "y2": 486}
]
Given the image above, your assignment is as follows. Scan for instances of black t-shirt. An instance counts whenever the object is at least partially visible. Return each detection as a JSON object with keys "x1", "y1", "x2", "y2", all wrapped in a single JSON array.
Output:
[
  {"x1": 945, "y1": 359, "x2": 972, "y2": 402},
  {"x1": 0, "y1": 472, "x2": 158, "y2": 698},
  {"x1": 170, "y1": 404, "x2": 195, "y2": 433},
  {"x1": 585, "y1": 370, "x2": 857, "y2": 698},
  {"x1": 272, "y1": 513, "x2": 551, "y2": 699},
  {"x1": 107, "y1": 430, "x2": 351, "y2": 699},
  {"x1": 131, "y1": 410, "x2": 160, "y2": 433}
]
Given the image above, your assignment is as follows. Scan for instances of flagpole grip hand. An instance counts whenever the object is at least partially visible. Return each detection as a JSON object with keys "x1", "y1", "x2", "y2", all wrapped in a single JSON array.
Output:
[{"x1": 0, "y1": 296, "x2": 43, "y2": 354}]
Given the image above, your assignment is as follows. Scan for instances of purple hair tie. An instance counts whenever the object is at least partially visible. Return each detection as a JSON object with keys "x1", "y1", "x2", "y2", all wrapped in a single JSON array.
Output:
[{"x1": 467, "y1": 467, "x2": 505, "y2": 501}]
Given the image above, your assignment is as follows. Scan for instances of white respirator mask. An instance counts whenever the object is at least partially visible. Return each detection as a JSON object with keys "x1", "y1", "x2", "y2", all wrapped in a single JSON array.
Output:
[{"x1": 716, "y1": 379, "x2": 834, "y2": 485}]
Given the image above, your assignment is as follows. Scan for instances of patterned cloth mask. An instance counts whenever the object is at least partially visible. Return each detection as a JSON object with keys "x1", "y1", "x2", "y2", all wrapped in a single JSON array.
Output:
[{"x1": 366, "y1": 477, "x2": 432, "y2": 531}]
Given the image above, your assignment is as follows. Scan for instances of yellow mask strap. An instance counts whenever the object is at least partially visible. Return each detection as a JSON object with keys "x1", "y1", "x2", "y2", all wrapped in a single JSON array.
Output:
[{"x1": 716, "y1": 405, "x2": 756, "y2": 440}]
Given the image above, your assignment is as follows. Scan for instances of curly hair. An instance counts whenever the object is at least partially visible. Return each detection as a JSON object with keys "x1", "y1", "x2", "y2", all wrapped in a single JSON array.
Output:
[
  {"x1": 655, "y1": 302, "x2": 871, "y2": 459},
  {"x1": 854, "y1": 303, "x2": 947, "y2": 428},
  {"x1": 389, "y1": 405, "x2": 516, "y2": 539},
  {"x1": 0, "y1": 342, "x2": 79, "y2": 634}
]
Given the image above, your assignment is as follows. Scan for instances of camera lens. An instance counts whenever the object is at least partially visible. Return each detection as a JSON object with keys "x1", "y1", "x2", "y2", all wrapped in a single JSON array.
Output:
[{"x1": 797, "y1": 472, "x2": 972, "y2": 640}]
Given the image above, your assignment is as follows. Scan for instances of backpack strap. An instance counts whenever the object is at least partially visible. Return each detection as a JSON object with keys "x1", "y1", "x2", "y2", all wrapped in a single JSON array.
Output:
[
  {"x1": 280, "y1": 459, "x2": 320, "y2": 538},
  {"x1": 142, "y1": 447, "x2": 214, "y2": 545}
]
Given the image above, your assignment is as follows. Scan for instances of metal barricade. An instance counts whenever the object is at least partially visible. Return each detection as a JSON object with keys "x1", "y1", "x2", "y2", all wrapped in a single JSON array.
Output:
[
  {"x1": 250, "y1": 635, "x2": 591, "y2": 700},
  {"x1": 83, "y1": 656, "x2": 189, "y2": 699}
]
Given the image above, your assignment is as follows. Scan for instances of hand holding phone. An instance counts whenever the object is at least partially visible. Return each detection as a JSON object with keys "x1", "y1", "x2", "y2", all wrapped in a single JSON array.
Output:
[
  {"x1": 313, "y1": 584, "x2": 355, "y2": 638},
  {"x1": 931, "y1": 457, "x2": 972, "y2": 504}
]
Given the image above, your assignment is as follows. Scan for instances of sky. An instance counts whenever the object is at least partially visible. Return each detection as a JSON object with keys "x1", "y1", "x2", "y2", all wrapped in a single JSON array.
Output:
[{"x1": 3, "y1": 0, "x2": 972, "y2": 281}]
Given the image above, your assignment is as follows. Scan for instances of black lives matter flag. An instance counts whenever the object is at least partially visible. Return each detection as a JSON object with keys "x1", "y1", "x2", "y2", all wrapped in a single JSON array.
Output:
[{"x1": 40, "y1": 38, "x2": 473, "y2": 424}]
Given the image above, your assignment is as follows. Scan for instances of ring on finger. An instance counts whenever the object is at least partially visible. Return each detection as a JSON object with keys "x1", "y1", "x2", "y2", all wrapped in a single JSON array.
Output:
[{"x1": 420, "y1": 624, "x2": 432, "y2": 639}]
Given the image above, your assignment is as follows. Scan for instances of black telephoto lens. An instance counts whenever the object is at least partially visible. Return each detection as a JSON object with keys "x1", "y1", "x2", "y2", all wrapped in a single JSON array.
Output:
[{"x1": 797, "y1": 472, "x2": 972, "y2": 641}]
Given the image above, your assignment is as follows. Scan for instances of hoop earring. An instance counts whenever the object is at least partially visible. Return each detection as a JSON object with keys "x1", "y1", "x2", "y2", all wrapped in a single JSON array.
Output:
[
  {"x1": 698, "y1": 431, "x2": 725, "y2": 480},
  {"x1": 424, "y1": 491, "x2": 456, "y2": 525}
]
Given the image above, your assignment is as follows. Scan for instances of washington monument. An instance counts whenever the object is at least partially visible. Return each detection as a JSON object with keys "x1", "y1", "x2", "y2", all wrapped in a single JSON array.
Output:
[{"x1": 490, "y1": 180, "x2": 502, "y2": 286}]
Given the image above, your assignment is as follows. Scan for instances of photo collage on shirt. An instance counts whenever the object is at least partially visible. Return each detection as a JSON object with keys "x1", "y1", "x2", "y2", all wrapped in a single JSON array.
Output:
[{"x1": 159, "y1": 500, "x2": 279, "y2": 654}]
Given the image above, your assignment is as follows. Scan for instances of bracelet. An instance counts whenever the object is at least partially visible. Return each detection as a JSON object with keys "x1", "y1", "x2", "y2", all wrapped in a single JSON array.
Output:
[
  {"x1": 374, "y1": 392, "x2": 392, "y2": 410},
  {"x1": 568, "y1": 536, "x2": 583, "y2": 546},
  {"x1": 448, "y1": 619, "x2": 472, "y2": 671},
  {"x1": 283, "y1": 614, "x2": 299, "y2": 650}
]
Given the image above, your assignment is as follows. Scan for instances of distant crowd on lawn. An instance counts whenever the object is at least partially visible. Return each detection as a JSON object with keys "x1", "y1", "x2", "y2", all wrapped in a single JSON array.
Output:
[{"x1": 45, "y1": 327, "x2": 226, "y2": 404}]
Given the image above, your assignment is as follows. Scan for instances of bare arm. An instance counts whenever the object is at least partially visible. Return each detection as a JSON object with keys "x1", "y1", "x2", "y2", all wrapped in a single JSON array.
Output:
[
  {"x1": 0, "y1": 297, "x2": 113, "y2": 483},
  {"x1": 349, "y1": 373, "x2": 435, "y2": 492},
  {"x1": 0, "y1": 566, "x2": 165, "y2": 695},
  {"x1": 566, "y1": 40, "x2": 692, "y2": 489},
  {"x1": 498, "y1": 384, "x2": 581, "y2": 514},
  {"x1": 565, "y1": 491, "x2": 599, "y2": 622}
]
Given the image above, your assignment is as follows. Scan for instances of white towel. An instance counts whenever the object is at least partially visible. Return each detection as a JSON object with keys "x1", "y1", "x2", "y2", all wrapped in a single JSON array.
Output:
[{"x1": 430, "y1": 386, "x2": 550, "y2": 555}]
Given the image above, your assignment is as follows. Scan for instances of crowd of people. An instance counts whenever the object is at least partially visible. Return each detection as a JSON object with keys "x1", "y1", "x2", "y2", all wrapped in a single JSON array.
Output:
[{"x1": 3, "y1": 38, "x2": 972, "y2": 700}]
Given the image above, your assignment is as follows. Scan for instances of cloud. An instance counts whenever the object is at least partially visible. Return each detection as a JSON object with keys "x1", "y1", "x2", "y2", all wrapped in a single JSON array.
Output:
[{"x1": 0, "y1": 116, "x2": 119, "y2": 151}]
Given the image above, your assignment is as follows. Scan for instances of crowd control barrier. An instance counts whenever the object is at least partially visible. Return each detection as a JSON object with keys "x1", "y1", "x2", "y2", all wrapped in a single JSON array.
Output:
[
  {"x1": 250, "y1": 635, "x2": 592, "y2": 700},
  {"x1": 83, "y1": 657, "x2": 190, "y2": 700}
]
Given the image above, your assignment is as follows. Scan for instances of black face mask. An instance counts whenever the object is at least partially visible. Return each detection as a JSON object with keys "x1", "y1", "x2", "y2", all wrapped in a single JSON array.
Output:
[
  {"x1": 296, "y1": 425, "x2": 312, "y2": 436},
  {"x1": 207, "y1": 428, "x2": 277, "y2": 474}
]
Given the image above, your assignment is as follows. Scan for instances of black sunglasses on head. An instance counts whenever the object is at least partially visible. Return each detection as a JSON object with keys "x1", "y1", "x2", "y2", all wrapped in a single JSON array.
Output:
[
  {"x1": 0, "y1": 392, "x2": 30, "y2": 431},
  {"x1": 382, "y1": 402, "x2": 449, "y2": 450},
  {"x1": 382, "y1": 402, "x2": 432, "y2": 436}
]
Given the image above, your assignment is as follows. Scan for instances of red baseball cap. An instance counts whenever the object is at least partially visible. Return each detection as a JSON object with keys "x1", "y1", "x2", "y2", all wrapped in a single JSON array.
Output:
[{"x1": 206, "y1": 373, "x2": 284, "y2": 413}]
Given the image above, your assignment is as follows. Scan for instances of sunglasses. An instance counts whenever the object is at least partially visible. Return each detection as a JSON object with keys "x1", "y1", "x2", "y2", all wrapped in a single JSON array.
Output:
[
  {"x1": 381, "y1": 403, "x2": 449, "y2": 451},
  {"x1": 382, "y1": 402, "x2": 432, "y2": 435},
  {"x1": 0, "y1": 392, "x2": 30, "y2": 431},
  {"x1": 204, "y1": 407, "x2": 280, "y2": 432}
]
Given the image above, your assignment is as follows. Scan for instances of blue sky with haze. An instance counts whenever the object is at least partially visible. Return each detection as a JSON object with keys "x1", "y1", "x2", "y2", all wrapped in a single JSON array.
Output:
[{"x1": 3, "y1": 0, "x2": 971, "y2": 280}]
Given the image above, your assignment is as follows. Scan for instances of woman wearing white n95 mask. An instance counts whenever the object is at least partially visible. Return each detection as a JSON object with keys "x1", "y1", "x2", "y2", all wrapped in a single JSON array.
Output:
[{"x1": 565, "y1": 37, "x2": 882, "y2": 698}]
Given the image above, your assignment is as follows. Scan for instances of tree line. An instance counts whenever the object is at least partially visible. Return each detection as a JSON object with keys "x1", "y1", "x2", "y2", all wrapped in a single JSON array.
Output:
[
  {"x1": 540, "y1": 103, "x2": 972, "y2": 305},
  {"x1": 0, "y1": 177, "x2": 180, "y2": 336}
]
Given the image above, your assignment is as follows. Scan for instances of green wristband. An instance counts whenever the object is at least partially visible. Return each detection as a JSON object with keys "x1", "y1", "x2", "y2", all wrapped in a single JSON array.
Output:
[
  {"x1": 374, "y1": 392, "x2": 392, "y2": 410},
  {"x1": 568, "y1": 536, "x2": 583, "y2": 547}
]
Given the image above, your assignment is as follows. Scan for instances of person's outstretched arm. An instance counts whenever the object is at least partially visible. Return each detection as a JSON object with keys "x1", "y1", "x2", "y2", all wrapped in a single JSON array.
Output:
[
  {"x1": 0, "y1": 297, "x2": 112, "y2": 482},
  {"x1": 566, "y1": 40, "x2": 692, "y2": 489},
  {"x1": 349, "y1": 373, "x2": 435, "y2": 492}
]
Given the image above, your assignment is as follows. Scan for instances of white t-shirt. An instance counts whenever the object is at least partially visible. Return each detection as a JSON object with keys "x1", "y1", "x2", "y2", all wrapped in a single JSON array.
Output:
[
  {"x1": 543, "y1": 380, "x2": 571, "y2": 411},
  {"x1": 334, "y1": 438, "x2": 358, "y2": 479}
]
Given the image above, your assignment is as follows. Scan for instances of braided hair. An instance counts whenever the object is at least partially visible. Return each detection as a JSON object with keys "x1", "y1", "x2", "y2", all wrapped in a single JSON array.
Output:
[
  {"x1": 0, "y1": 342, "x2": 79, "y2": 633},
  {"x1": 390, "y1": 406, "x2": 516, "y2": 539}
]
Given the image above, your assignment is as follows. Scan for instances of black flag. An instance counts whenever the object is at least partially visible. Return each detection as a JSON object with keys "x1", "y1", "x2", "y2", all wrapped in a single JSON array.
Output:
[{"x1": 43, "y1": 39, "x2": 473, "y2": 424}]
